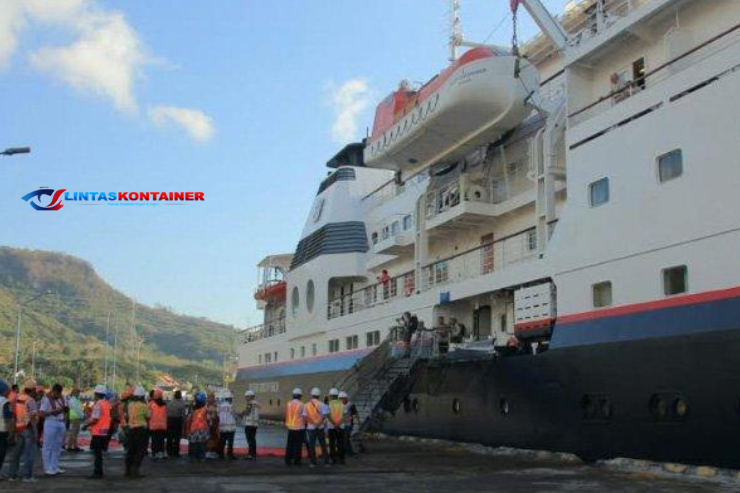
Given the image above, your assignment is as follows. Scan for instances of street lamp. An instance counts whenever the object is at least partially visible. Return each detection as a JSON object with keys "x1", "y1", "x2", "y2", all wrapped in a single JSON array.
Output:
[
  {"x1": 1, "y1": 147, "x2": 31, "y2": 156},
  {"x1": 14, "y1": 291, "x2": 52, "y2": 384}
]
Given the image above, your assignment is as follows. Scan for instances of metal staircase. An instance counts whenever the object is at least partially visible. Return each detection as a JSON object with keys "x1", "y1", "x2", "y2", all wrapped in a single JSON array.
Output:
[{"x1": 333, "y1": 324, "x2": 436, "y2": 432}]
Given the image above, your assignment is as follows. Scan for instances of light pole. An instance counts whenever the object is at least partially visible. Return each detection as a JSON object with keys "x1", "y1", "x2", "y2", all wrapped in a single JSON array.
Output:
[
  {"x1": 1, "y1": 147, "x2": 31, "y2": 156},
  {"x1": 136, "y1": 336, "x2": 144, "y2": 383},
  {"x1": 14, "y1": 291, "x2": 52, "y2": 384},
  {"x1": 31, "y1": 340, "x2": 40, "y2": 379}
]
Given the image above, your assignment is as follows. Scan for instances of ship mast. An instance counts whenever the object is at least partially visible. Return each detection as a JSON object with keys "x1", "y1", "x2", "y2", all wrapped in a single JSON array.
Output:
[{"x1": 449, "y1": 0, "x2": 463, "y2": 61}]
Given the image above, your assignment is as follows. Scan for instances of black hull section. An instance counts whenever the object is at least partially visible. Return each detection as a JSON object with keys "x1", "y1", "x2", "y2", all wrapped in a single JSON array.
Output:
[{"x1": 380, "y1": 328, "x2": 740, "y2": 469}]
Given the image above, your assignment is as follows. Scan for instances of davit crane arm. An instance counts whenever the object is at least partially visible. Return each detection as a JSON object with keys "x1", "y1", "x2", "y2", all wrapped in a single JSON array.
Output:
[{"x1": 515, "y1": 0, "x2": 569, "y2": 52}]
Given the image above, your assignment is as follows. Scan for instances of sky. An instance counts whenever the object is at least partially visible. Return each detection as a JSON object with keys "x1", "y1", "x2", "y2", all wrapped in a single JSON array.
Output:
[{"x1": 0, "y1": 0, "x2": 567, "y2": 328}]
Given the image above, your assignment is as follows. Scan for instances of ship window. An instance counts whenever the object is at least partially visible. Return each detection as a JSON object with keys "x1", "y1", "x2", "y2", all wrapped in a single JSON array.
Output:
[
  {"x1": 258, "y1": 355, "x2": 262, "y2": 364},
  {"x1": 592, "y1": 281, "x2": 613, "y2": 308},
  {"x1": 291, "y1": 286, "x2": 299, "y2": 316},
  {"x1": 658, "y1": 149, "x2": 683, "y2": 183},
  {"x1": 329, "y1": 339, "x2": 340, "y2": 353},
  {"x1": 382, "y1": 225, "x2": 390, "y2": 240},
  {"x1": 403, "y1": 215, "x2": 412, "y2": 230},
  {"x1": 663, "y1": 265, "x2": 687, "y2": 296},
  {"x1": 273, "y1": 351, "x2": 278, "y2": 362},
  {"x1": 371, "y1": 232, "x2": 378, "y2": 245},
  {"x1": 366, "y1": 330, "x2": 381, "y2": 347},
  {"x1": 391, "y1": 221, "x2": 400, "y2": 236},
  {"x1": 300, "y1": 346, "x2": 306, "y2": 358},
  {"x1": 265, "y1": 353, "x2": 271, "y2": 364},
  {"x1": 345, "y1": 335, "x2": 359, "y2": 350},
  {"x1": 526, "y1": 229, "x2": 537, "y2": 252},
  {"x1": 290, "y1": 348, "x2": 295, "y2": 360},
  {"x1": 312, "y1": 343, "x2": 317, "y2": 356},
  {"x1": 589, "y1": 178, "x2": 609, "y2": 207},
  {"x1": 306, "y1": 280, "x2": 315, "y2": 313}
]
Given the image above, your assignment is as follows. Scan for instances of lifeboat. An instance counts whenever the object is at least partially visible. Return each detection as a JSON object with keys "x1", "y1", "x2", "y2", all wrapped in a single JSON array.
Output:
[
  {"x1": 364, "y1": 47, "x2": 538, "y2": 171},
  {"x1": 254, "y1": 280, "x2": 287, "y2": 302}
]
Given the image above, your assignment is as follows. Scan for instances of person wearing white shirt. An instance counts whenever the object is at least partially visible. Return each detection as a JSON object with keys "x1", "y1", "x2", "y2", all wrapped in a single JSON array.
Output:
[{"x1": 39, "y1": 384, "x2": 66, "y2": 476}]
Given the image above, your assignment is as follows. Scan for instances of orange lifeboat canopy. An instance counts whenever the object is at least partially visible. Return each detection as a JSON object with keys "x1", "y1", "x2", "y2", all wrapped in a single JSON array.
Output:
[{"x1": 254, "y1": 280, "x2": 287, "y2": 302}]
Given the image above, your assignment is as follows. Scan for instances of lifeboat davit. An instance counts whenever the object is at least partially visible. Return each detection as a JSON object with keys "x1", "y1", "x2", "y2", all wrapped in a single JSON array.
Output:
[
  {"x1": 364, "y1": 47, "x2": 538, "y2": 171},
  {"x1": 254, "y1": 281, "x2": 287, "y2": 302}
]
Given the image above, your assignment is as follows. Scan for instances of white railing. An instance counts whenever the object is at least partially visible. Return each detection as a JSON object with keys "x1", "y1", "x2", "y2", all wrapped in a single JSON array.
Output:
[
  {"x1": 421, "y1": 227, "x2": 538, "y2": 291},
  {"x1": 238, "y1": 317, "x2": 286, "y2": 344},
  {"x1": 327, "y1": 271, "x2": 415, "y2": 320}
]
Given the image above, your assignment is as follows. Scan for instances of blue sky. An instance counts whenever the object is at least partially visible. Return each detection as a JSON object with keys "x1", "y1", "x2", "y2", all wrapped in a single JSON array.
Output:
[{"x1": 0, "y1": 0, "x2": 566, "y2": 327}]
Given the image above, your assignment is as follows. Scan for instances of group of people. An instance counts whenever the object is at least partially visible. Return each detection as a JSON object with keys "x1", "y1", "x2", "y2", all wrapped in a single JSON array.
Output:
[
  {"x1": 284, "y1": 387, "x2": 357, "y2": 467},
  {"x1": 0, "y1": 378, "x2": 263, "y2": 481}
]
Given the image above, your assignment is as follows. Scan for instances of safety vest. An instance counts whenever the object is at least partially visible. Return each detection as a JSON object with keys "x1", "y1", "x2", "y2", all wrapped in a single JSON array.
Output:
[
  {"x1": 305, "y1": 399, "x2": 324, "y2": 427},
  {"x1": 67, "y1": 396, "x2": 83, "y2": 421},
  {"x1": 14, "y1": 395, "x2": 30, "y2": 433},
  {"x1": 190, "y1": 407, "x2": 208, "y2": 433},
  {"x1": 284, "y1": 400, "x2": 304, "y2": 431},
  {"x1": 148, "y1": 401, "x2": 167, "y2": 431},
  {"x1": 329, "y1": 400, "x2": 344, "y2": 428},
  {"x1": 90, "y1": 400, "x2": 111, "y2": 437},
  {"x1": 127, "y1": 401, "x2": 149, "y2": 428}
]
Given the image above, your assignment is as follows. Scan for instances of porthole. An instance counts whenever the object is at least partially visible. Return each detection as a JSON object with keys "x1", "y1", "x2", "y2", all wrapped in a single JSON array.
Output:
[
  {"x1": 291, "y1": 286, "x2": 299, "y2": 316},
  {"x1": 500, "y1": 398, "x2": 510, "y2": 416},
  {"x1": 306, "y1": 280, "x2": 315, "y2": 313},
  {"x1": 412, "y1": 398, "x2": 420, "y2": 414},
  {"x1": 672, "y1": 397, "x2": 689, "y2": 418},
  {"x1": 452, "y1": 398, "x2": 461, "y2": 415},
  {"x1": 649, "y1": 394, "x2": 669, "y2": 420}
]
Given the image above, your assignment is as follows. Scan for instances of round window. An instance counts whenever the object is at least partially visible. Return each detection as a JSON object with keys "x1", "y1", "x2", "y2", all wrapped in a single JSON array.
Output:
[
  {"x1": 306, "y1": 280, "x2": 315, "y2": 313},
  {"x1": 291, "y1": 286, "x2": 299, "y2": 316}
]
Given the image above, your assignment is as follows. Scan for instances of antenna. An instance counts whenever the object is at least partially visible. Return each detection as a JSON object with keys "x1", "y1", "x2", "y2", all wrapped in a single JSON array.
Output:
[{"x1": 449, "y1": 0, "x2": 463, "y2": 61}]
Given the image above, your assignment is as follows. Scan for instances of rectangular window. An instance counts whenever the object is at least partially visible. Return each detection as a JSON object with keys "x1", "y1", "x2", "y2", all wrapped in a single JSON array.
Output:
[
  {"x1": 366, "y1": 330, "x2": 381, "y2": 347},
  {"x1": 264, "y1": 353, "x2": 271, "y2": 364},
  {"x1": 403, "y1": 215, "x2": 412, "y2": 230},
  {"x1": 391, "y1": 221, "x2": 400, "y2": 236},
  {"x1": 381, "y1": 226, "x2": 390, "y2": 240},
  {"x1": 300, "y1": 346, "x2": 306, "y2": 358},
  {"x1": 371, "y1": 232, "x2": 378, "y2": 245},
  {"x1": 273, "y1": 351, "x2": 278, "y2": 362},
  {"x1": 526, "y1": 230, "x2": 537, "y2": 252},
  {"x1": 663, "y1": 265, "x2": 687, "y2": 296},
  {"x1": 589, "y1": 178, "x2": 610, "y2": 207},
  {"x1": 633, "y1": 57, "x2": 646, "y2": 91},
  {"x1": 345, "y1": 335, "x2": 358, "y2": 350},
  {"x1": 311, "y1": 343, "x2": 317, "y2": 356},
  {"x1": 258, "y1": 355, "x2": 262, "y2": 364},
  {"x1": 329, "y1": 339, "x2": 340, "y2": 353},
  {"x1": 658, "y1": 149, "x2": 683, "y2": 183},
  {"x1": 290, "y1": 348, "x2": 295, "y2": 360},
  {"x1": 592, "y1": 281, "x2": 613, "y2": 308}
]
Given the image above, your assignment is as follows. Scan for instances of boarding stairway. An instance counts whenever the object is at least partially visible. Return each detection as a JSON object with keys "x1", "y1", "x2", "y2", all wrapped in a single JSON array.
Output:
[{"x1": 334, "y1": 323, "x2": 437, "y2": 433}]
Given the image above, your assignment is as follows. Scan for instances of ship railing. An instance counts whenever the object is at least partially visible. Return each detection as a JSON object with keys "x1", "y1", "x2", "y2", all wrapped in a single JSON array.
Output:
[
  {"x1": 362, "y1": 170, "x2": 430, "y2": 211},
  {"x1": 567, "y1": 0, "x2": 648, "y2": 48},
  {"x1": 237, "y1": 317, "x2": 286, "y2": 345},
  {"x1": 333, "y1": 329, "x2": 399, "y2": 397},
  {"x1": 421, "y1": 226, "x2": 538, "y2": 291},
  {"x1": 327, "y1": 270, "x2": 415, "y2": 320},
  {"x1": 569, "y1": 16, "x2": 740, "y2": 125}
]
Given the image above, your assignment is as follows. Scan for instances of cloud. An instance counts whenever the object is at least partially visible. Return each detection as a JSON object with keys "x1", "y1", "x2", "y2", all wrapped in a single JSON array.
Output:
[
  {"x1": 27, "y1": 4, "x2": 148, "y2": 113},
  {"x1": 328, "y1": 78, "x2": 372, "y2": 145},
  {"x1": 0, "y1": 0, "x2": 27, "y2": 69},
  {"x1": 148, "y1": 105, "x2": 215, "y2": 143}
]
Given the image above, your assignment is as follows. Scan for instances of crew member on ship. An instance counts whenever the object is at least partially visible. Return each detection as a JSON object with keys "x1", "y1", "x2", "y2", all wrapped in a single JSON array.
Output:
[
  {"x1": 241, "y1": 390, "x2": 260, "y2": 460},
  {"x1": 148, "y1": 389, "x2": 168, "y2": 459},
  {"x1": 84, "y1": 384, "x2": 111, "y2": 479},
  {"x1": 326, "y1": 388, "x2": 346, "y2": 465},
  {"x1": 125, "y1": 386, "x2": 150, "y2": 478},
  {"x1": 304, "y1": 387, "x2": 330, "y2": 467},
  {"x1": 284, "y1": 388, "x2": 305, "y2": 466}
]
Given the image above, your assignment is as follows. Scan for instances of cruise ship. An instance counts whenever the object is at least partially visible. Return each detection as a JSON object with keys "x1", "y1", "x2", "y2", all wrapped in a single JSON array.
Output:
[{"x1": 233, "y1": 0, "x2": 740, "y2": 468}]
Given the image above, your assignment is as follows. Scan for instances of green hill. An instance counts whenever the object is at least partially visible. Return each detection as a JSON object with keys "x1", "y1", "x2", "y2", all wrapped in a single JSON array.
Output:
[{"x1": 0, "y1": 246, "x2": 237, "y2": 390}]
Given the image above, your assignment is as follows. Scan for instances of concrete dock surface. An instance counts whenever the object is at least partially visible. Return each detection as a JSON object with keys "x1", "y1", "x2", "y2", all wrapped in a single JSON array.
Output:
[{"x1": 2, "y1": 427, "x2": 734, "y2": 492}]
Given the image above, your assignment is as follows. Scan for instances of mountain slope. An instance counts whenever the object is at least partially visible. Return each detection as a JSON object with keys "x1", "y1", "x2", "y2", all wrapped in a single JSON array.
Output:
[{"x1": 0, "y1": 247, "x2": 236, "y2": 388}]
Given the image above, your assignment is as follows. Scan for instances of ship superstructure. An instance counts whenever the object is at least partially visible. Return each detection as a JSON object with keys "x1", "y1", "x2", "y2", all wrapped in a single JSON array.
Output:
[{"x1": 234, "y1": 0, "x2": 740, "y2": 467}]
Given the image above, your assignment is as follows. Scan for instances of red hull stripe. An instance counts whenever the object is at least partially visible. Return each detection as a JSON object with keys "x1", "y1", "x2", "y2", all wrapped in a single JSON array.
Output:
[
  {"x1": 558, "y1": 286, "x2": 740, "y2": 325},
  {"x1": 514, "y1": 319, "x2": 553, "y2": 332}
]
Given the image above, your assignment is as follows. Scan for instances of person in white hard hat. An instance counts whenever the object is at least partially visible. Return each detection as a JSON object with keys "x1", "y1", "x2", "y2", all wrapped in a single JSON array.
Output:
[
  {"x1": 303, "y1": 387, "x2": 330, "y2": 467},
  {"x1": 83, "y1": 384, "x2": 111, "y2": 479},
  {"x1": 284, "y1": 388, "x2": 305, "y2": 466},
  {"x1": 339, "y1": 391, "x2": 358, "y2": 456},
  {"x1": 217, "y1": 391, "x2": 237, "y2": 459},
  {"x1": 241, "y1": 390, "x2": 260, "y2": 460},
  {"x1": 326, "y1": 388, "x2": 345, "y2": 464}
]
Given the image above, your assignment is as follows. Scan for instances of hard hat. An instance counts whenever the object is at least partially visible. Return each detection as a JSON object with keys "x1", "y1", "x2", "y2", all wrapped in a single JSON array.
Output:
[
  {"x1": 338, "y1": 391, "x2": 348, "y2": 399},
  {"x1": 152, "y1": 389, "x2": 163, "y2": 400},
  {"x1": 292, "y1": 387, "x2": 303, "y2": 396},
  {"x1": 310, "y1": 387, "x2": 321, "y2": 397},
  {"x1": 194, "y1": 390, "x2": 207, "y2": 404},
  {"x1": 93, "y1": 384, "x2": 108, "y2": 395},
  {"x1": 244, "y1": 390, "x2": 255, "y2": 397},
  {"x1": 22, "y1": 379, "x2": 37, "y2": 390},
  {"x1": 133, "y1": 386, "x2": 146, "y2": 397},
  {"x1": 329, "y1": 388, "x2": 339, "y2": 397}
]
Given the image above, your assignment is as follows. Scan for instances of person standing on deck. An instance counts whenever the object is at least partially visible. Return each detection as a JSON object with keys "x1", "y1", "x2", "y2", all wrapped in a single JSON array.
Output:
[
  {"x1": 0, "y1": 379, "x2": 14, "y2": 481},
  {"x1": 65, "y1": 388, "x2": 84, "y2": 452},
  {"x1": 326, "y1": 388, "x2": 346, "y2": 465},
  {"x1": 124, "y1": 386, "x2": 150, "y2": 478},
  {"x1": 83, "y1": 385, "x2": 111, "y2": 480},
  {"x1": 148, "y1": 389, "x2": 168, "y2": 459},
  {"x1": 39, "y1": 383, "x2": 66, "y2": 476},
  {"x1": 304, "y1": 387, "x2": 330, "y2": 467},
  {"x1": 284, "y1": 388, "x2": 305, "y2": 466},
  {"x1": 217, "y1": 392, "x2": 237, "y2": 459},
  {"x1": 166, "y1": 390, "x2": 185, "y2": 458},
  {"x1": 8, "y1": 380, "x2": 39, "y2": 483},
  {"x1": 241, "y1": 390, "x2": 260, "y2": 460}
]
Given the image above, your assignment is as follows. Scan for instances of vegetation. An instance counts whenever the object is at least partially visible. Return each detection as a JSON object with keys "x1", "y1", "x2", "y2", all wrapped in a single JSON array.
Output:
[{"x1": 0, "y1": 247, "x2": 237, "y2": 390}]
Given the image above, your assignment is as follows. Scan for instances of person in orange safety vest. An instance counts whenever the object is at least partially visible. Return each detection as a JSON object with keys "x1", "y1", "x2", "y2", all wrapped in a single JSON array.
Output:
[
  {"x1": 284, "y1": 388, "x2": 305, "y2": 466},
  {"x1": 148, "y1": 389, "x2": 168, "y2": 459},
  {"x1": 83, "y1": 384, "x2": 111, "y2": 479}
]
